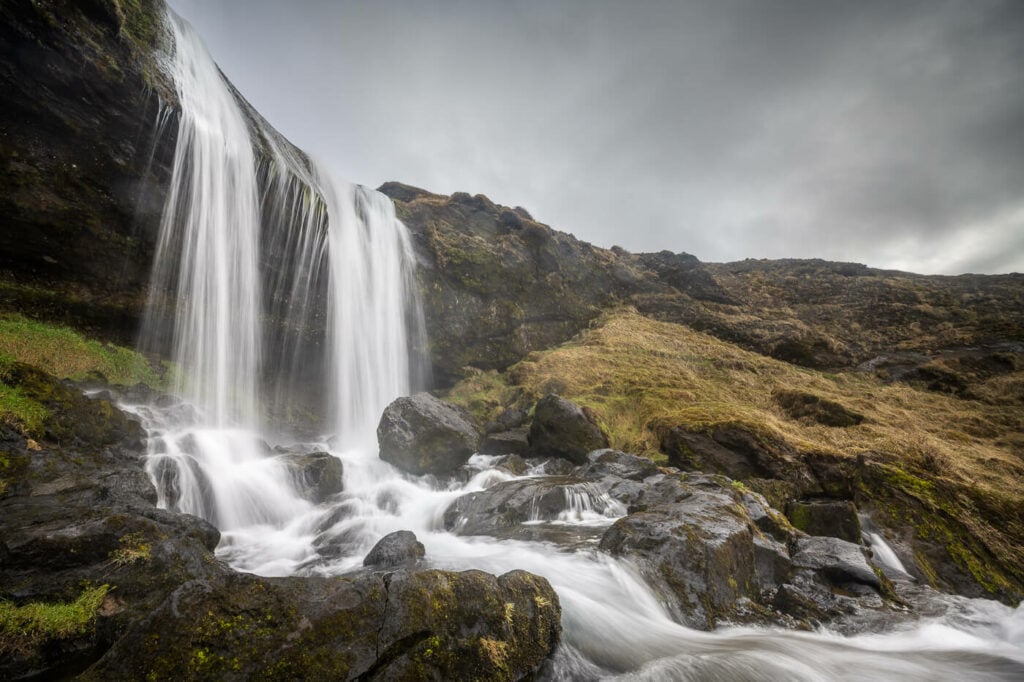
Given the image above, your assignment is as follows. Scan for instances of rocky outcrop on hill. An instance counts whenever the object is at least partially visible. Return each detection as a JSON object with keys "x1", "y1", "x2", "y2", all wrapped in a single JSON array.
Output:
[
  {"x1": 380, "y1": 182, "x2": 768, "y2": 387},
  {"x1": 383, "y1": 182, "x2": 1024, "y2": 396}
]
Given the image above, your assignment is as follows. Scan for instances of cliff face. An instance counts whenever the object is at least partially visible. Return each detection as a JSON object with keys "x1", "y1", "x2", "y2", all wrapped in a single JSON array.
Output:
[
  {"x1": 381, "y1": 182, "x2": 761, "y2": 386},
  {"x1": 0, "y1": 0, "x2": 176, "y2": 344}
]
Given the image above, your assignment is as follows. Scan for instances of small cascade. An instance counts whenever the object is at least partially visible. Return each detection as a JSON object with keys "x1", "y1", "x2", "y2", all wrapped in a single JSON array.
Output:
[
  {"x1": 521, "y1": 481, "x2": 626, "y2": 525},
  {"x1": 861, "y1": 514, "x2": 913, "y2": 579}
]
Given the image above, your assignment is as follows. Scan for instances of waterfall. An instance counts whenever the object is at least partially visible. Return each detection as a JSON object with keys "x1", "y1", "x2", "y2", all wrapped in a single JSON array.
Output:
[
  {"x1": 125, "y1": 9, "x2": 1024, "y2": 679},
  {"x1": 138, "y1": 13, "x2": 419, "y2": 537},
  {"x1": 144, "y1": 12, "x2": 262, "y2": 427}
]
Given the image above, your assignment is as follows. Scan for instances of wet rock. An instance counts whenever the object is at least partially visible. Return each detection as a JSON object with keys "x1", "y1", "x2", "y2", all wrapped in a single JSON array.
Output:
[
  {"x1": 740, "y1": 489, "x2": 797, "y2": 543},
  {"x1": 786, "y1": 499, "x2": 862, "y2": 543},
  {"x1": 444, "y1": 476, "x2": 621, "y2": 536},
  {"x1": 481, "y1": 427, "x2": 530, "y2": 456},
  {"x1": 533, "y1": 457, "x2": 578, "y2": 476},
  {"x1": 377, "y1": 393, "x2": 480, "y2": 475},
  {"x1": 363, "y1": 530, "x2": 425, "y2": 568},
  {"x1": 86, "y1": 568, "x2": 561, "y2": 681},
  {"x1": 791, "y1": 536, "x2": 881, "y2": 589},
  {"x1": 527, "y1": 394, "x2": 609, "y2": 464},
  {"x1": 494, "y1": 454, "x2": 530, "y2": 475},
  {"x1": 576, "y1": 449, "x2": 660, "y2": 482},
  {"x1": 280, "y1": 451, "x2": 344, "y2": 503},
  {"x1": 598, "y1": 477, "x2": 791, "y2": 629}
]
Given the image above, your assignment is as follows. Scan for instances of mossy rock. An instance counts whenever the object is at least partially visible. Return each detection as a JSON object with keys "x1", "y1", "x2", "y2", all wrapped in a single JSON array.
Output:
[
  {"x1": 85, "y1": 569, "x2": 561, "y2": 681},
  {"x1": 0, "y1": 361, "x2": 142, "y2": 447},
  {"x1": 855, "y1": 456, "x2": 1024, "y2": 602}
]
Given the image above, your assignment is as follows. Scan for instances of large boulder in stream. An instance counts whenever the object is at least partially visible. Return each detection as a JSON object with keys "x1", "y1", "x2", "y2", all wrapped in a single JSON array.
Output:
[
  {"x1": 377, "y1": 393, "x2": 481, "y2": 475},
  {"x1": 595, "y1": 472, "x2": 896, "y2": 631},
  {"x1": 527, "y1": 394, "x2": 609, "y2": 464},
  {"x1": 363, "y1": 530, "x2": 426, "y2": 568},
  {"x1": 85, "y1": 569, "x2": 561, "y2": 681},
  {"x1": 279, "y1": 451, "x2": 344, "y2": 503},
  {"x1": 599, "y1": 474, "x2": 794, "y2": 629}
]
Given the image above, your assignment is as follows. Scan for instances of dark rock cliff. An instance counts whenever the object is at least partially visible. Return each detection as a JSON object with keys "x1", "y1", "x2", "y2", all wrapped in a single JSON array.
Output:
[{"x1": 0, "y1": 0, "x2": 176, "y2": 344}]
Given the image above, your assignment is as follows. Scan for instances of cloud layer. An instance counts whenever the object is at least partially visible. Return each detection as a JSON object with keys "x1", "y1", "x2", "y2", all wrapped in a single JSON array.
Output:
[{"x1": 169, "y1": 0, "x2": 1024, "y2": 274}]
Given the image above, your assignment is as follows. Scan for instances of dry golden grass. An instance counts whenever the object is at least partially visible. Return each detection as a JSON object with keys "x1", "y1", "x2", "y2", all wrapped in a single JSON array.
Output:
[{"x1": 448, "y1": 307, "x2": 1024, "y2": 504}]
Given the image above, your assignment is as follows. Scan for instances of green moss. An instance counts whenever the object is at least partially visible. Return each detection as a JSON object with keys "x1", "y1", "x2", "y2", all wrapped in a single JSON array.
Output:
[
  {"x1": 108, "y1": 532, "x2": 152, "y2": 567},
  {"x1": 0, "y1": 382, "x2": 48, "y2": 437},
  {"x1": 0, "y1": 314, "x2": 162, "y2": 386},
  {"x1": 860, "y1": 461, "x2": 1021, "y2": 598},
  {"x1": 0, "y1": 585, "x2": 110, "y2": 657}
]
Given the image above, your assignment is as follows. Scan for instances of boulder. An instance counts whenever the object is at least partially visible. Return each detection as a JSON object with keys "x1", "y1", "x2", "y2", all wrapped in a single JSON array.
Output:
[
  {"x1": 791, "y1": 536, "x2": 881, "y2": 589},
  {"x1": 377, "y1": 393, "x2": 480, "y2": 475},
  {"x1": 280, "y1": 451, "x2": 344, "y2": 503},
  {"x1": 785, "y1": 499, "x2": 862, "y2": 543},
  {"x1": 363, "y1": 530, "x2": 425, "y2": 568},
  {"x1": 576, "y1": 449, "x2": 660, "y2": 482},
  {"x1": 86, "y1": 569, "x2": 561, "y2": 681},
  {"x1": 484, "y1": 407, "x2": 529, "y2": 434},
  {"x1": 659, "y1": 424, "x2": 821, "y2": 507},
  {"x1": 598, "y1": 475, "x2": 791, "y2": 629},
  {"x1": 527, "y1": 394, "x2": 609, "y2": 464}
]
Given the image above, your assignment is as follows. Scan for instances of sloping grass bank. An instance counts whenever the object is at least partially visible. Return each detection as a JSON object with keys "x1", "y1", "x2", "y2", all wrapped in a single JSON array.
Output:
[
  {"x1": 446, "y1": 308, "x2": 1024, "y2": 598},
  {"x1": 0, "y1": 314, "x2": 163, "y2": 436}
]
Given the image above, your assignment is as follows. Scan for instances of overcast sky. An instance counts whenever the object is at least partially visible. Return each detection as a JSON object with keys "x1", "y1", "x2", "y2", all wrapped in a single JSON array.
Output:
[{"x1": 167, "y1": 0, "x2": 1024, "y2": 275}]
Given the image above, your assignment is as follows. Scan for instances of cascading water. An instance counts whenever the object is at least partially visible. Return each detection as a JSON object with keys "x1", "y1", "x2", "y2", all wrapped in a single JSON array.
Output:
[
  {"x1": 126, "y1": 9, "x2": 1024, "y2": 680},
  {"x1": 135, "y1": 13, "x2": 419, "y2": 572}
]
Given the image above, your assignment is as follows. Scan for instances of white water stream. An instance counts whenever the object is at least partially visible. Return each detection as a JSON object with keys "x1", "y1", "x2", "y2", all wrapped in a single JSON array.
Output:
[{"x1": 130, "y1": 11, "x2": 1024, "y2": 680}]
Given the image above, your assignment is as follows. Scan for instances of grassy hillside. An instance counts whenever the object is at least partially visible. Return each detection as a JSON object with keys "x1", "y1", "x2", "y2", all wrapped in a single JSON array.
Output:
[{"x1": 446, "y1": 307, "x2": 1024, "y2": 598}]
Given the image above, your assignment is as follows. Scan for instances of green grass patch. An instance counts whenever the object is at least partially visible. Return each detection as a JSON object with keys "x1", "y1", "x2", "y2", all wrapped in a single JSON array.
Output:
[
  {"x1": 0, "y1": 585, "x2": 110, "y2": 657},
  {"x1": 0, "y1": 382, "x2": 48, "y2": 437},
  {"x1": 0, "y1": 314, "x2": 160, "y2": 386}
]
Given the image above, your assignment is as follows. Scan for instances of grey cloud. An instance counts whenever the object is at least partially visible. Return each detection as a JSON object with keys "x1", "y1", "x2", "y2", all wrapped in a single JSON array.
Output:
[{"x1": 169, "y1": 0, "x2": 1024, "y2": 274}]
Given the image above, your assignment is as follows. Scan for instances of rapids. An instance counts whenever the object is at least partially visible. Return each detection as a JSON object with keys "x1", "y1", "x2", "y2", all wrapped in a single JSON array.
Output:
[{"x1": 132, "y1": 10, "x2": 1024, "y2": 680}]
